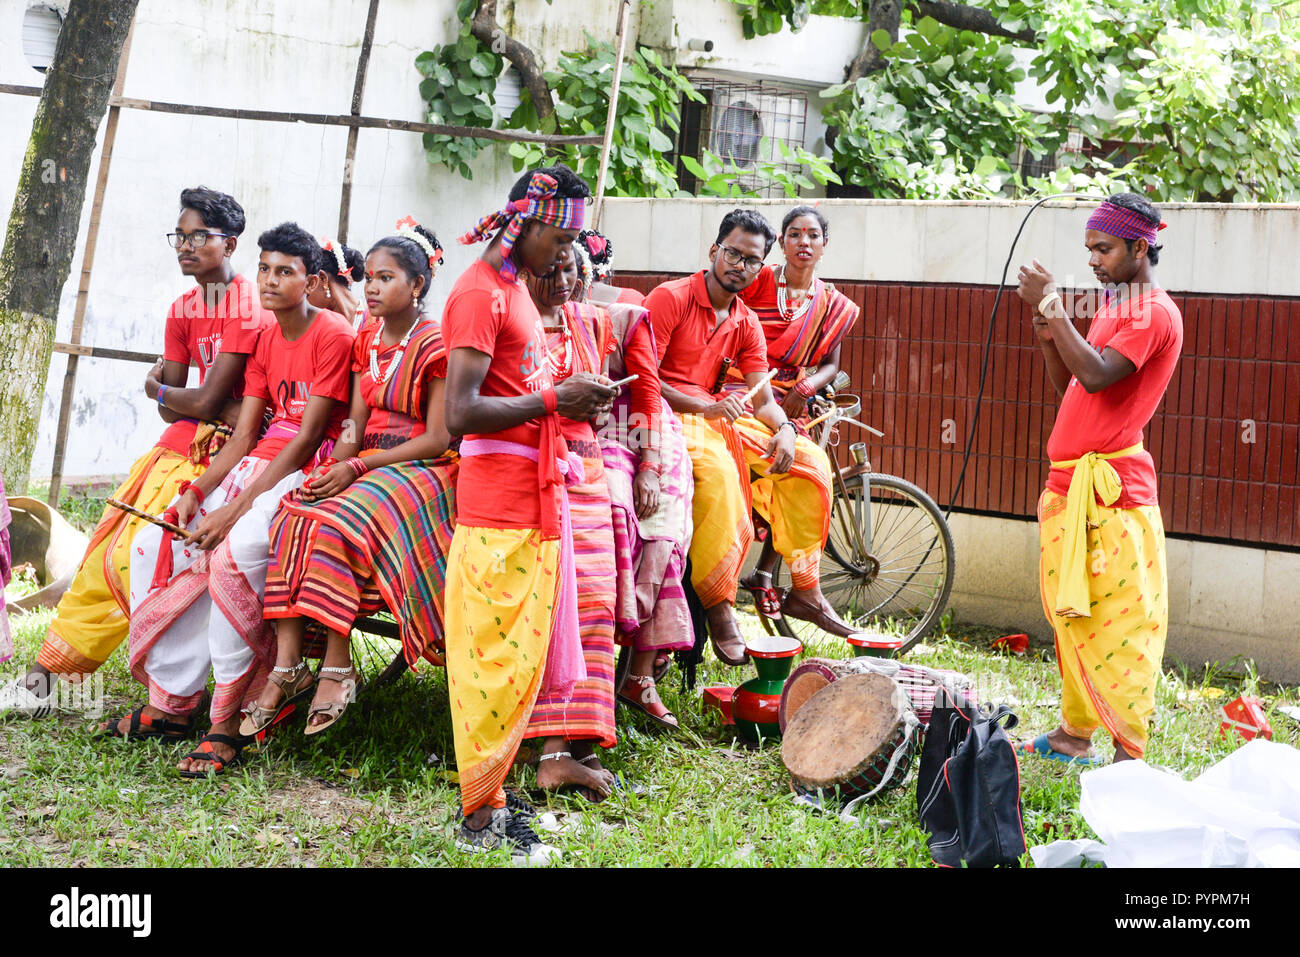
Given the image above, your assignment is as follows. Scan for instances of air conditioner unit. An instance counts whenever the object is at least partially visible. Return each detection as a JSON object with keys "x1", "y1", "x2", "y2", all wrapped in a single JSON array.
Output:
[{"x1": 712, "y1": 99, "x2": 763, "y2": 168}]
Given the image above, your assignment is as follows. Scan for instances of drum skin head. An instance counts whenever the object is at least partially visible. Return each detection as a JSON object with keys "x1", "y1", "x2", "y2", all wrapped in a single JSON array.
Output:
[{"x1": 781, "y1": 672, "x2": 909, "y2": 789}]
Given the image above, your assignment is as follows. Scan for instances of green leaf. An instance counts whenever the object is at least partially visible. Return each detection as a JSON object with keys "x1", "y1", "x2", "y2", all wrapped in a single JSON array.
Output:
[
  {"x1": 647, "y1": 125, "x2": 674, "y2": 152},
  {"x1": 680, "y1": 155, "x2": 707, "y2": 179}
]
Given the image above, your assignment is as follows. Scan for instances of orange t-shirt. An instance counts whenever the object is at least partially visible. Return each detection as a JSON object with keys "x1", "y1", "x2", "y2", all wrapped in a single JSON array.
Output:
[
  {"x1": 443, "y1": 260, "x2": 554, "y2": 528},
  {"x1": 646, "y1": 271, "x2": 768, "y2": 403},
  {"x1": 157, "y1": 274, "x2": 274, "y2": 454},
  {"x1": 243, "y1": 310, "x2": 355, "y2": 462}
]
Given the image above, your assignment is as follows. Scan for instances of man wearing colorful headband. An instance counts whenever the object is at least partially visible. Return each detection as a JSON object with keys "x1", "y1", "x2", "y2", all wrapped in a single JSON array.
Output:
[
  {"x1": 444, "y1": 164, "x2": 618, "y2": 863},
  {"x1": 1016, "y1": 192, "x2": 1183, "y2": 765}
]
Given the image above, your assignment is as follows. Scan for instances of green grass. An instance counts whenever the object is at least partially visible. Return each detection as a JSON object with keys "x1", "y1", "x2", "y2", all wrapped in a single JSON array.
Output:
[
  {"x1": 3, "y1": 598, "x2": 1297, "y2": 868},
  {"x1": 3, "y1": 486, "x2": 1296, "y2": 866}
]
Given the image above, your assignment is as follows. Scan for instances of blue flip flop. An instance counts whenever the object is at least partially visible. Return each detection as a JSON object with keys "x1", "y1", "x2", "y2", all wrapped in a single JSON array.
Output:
[{"x1": 1018, "y1": 734, "x2": 1103, "y2": 766}]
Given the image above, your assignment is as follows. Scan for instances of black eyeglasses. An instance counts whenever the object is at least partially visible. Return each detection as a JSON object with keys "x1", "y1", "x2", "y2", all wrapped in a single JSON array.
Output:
[
  {"x1": 166, "y1": 230, "x2": 231, "y2": 250},
  {"x1": 718, "y1": 244, "x2": 766, "y2": 273}
]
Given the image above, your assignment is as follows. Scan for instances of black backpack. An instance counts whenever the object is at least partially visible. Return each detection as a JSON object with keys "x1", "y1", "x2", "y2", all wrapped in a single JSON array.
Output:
[{"x1": 916, "y1": 692, "x2": 1026, "y2": 868}]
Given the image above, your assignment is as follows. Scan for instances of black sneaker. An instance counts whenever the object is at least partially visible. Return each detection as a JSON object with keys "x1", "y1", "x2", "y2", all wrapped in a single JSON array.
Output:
[
  {"x1": 455, "y1": 807, "x2": 560, "y2": 866},
  {"x1": 453, "y1": 791, "x2": 537, "y2": 821}
]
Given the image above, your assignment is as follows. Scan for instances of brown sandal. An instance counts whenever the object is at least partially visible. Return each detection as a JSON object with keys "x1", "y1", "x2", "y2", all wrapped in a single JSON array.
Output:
[
  {"x1": 303, "y1": 665, "x2": 360, "y2": 736},
  {"x1": 781, "y1": 593, "x2": 858, "y2": 638},
  {"x1": 238, "y1": 660, "x2": 314, "y2": 737}
]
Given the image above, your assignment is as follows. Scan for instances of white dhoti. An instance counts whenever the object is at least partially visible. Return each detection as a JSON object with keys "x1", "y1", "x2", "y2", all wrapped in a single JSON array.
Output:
[{"x1": 128, "y1": 456, "x2": 305, "y2": 722}]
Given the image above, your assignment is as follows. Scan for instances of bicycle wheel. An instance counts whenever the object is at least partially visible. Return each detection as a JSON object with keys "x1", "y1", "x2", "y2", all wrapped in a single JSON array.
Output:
[{"x1": 772, "y1": 473, "x2": 954, "y2": 654}]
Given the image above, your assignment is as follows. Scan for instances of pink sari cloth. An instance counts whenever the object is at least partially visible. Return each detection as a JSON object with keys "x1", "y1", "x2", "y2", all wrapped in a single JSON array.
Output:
[
  {"x1": 599, "y1": 304, "x2": 694, "y2": 652},
  {"x1": 458, "y1": 438, "x2": 587, "y2": 699}
]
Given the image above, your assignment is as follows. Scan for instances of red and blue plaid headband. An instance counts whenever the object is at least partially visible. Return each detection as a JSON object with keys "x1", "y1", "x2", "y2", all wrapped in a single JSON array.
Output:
[
  {"x1": 1085, "y1": 202, "x2": 1167, "y2": 244},
  {"x1": 458, "y1": 172, "x2": 587, "y2": 281}
]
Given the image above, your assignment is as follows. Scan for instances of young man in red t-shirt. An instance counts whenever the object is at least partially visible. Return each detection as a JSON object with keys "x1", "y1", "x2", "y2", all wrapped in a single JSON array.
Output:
[
  {"x1": 0, "y1": 187, "x2": 273, "y2": 720},
  {"x1": 107, "y1": 222, "x2": 353, "y2": 776},
  {"x1": 1016, "y1": 192, "x2": 1183, "y2": 765},
  {"x1": 646, "y1": 209, "x2": 851, "y2": 667},
  {"x1": 444, "y1": 165, "x2": 618, "y2": 863}
]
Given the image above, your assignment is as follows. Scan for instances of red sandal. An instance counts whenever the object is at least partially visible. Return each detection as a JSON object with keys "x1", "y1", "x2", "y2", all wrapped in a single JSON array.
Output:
[
  {"x1": 618, "y1": 674, "x2": 679, "y2": 729},
  {"x1": 740, "y1": 574, "x2": 784, "y2": 618}
]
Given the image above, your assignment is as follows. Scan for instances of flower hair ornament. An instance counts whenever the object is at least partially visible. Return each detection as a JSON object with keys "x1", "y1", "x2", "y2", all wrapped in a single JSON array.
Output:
[
  {"x1": 578, "y1": 228, "x2": 613, "y2": 283},
  {"x1": 320, "y1": 238, "x2": 351, "y2": 281},
  {"x1": 395, "y1": 215, "x2": 443, "y2": 271},
  {"x1": 572, "y1": 241, "x2": 595, "y2": 294}
]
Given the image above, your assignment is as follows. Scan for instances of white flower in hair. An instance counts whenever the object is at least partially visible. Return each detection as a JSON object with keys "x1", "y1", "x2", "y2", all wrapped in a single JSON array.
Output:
[
  {"x1": 320, "y1": 237, "x2": 350, "y2": 280},
  {"x1": 395, "y1": 215, "x2": 442, "y2": 268}
]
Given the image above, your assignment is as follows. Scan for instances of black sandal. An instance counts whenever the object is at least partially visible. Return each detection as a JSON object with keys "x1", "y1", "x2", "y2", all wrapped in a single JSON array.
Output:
[
  {"x1": 96, "y1": 705, "x2": 194, "y2": 741},
  {"x1": 178, "y1": 732, "x2": 247, "y2": 778}
]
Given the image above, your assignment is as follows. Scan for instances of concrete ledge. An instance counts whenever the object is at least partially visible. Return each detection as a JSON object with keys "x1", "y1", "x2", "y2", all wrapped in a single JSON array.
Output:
[{"x1": 947, "y1": 512, "x2": 1300, "y2": 684}]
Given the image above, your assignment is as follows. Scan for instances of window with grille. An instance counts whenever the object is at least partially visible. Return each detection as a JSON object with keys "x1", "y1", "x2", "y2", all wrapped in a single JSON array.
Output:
[{"x1": 675, "y1": 77, "x2": 809, "y2": 198}]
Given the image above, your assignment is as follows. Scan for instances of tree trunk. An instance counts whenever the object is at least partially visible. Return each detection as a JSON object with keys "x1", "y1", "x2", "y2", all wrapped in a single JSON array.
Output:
[
  {"x1": 0, "y1": 0, "x2": 138, "y2": 492},
  {"x1": 846, "y1": 0, "x2": 903, "y2": 82}
]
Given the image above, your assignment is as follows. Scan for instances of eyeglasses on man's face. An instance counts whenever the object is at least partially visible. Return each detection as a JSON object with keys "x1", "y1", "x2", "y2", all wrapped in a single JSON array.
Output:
[
  {"x1": 166, "y1": 230, "x2": 231, "y2": 250},
  {"x1": 717, "y1": 244, "x2": 766, "y2": 273}
]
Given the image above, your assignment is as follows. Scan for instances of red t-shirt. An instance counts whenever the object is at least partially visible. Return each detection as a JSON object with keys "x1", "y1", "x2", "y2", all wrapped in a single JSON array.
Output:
[
  {"x1": 614, "y1": 285, "x2": 646, "y2": 306},
  {"x1": 646, "y1": 271, "x2": 768, "y2": 403},
  {"x1": 1045, "y1": 288, "x2": 1183, "y2": 507},
  {"x1": 243, "y1": 309, "x2": 355, "y2": 462},
  {"x1": 443, "y1": 260, "x2": 554, "y2": 528},
  {"x1": 157, "y1": 274, "x2": 273, "y2": 454}
]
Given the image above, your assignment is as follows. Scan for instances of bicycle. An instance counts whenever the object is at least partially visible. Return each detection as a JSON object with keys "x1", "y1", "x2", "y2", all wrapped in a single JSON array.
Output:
[{"x1": 740, "y1": 372, "x2": 955, "y2": 655}]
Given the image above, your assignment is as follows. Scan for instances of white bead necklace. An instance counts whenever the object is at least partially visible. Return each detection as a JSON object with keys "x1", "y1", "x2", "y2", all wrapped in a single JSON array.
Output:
[
  {"x1": 369, "y1": 317, "x2": 420, "y2": 384},
  {"x1": 776, "y1": 265, "x2": 813, "y2": 322}
]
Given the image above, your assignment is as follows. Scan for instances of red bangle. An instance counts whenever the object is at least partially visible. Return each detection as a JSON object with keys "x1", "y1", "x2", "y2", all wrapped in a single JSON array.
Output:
[
  {"x1": 345, "y1": 456, "x2": 369, "y2": 478},
  {"x1": 319, "y1": 457, "x2": 338, "y2": 469},
  {"x1": 542, "y1": 388, "x2": 558, "y2": 414},
  {"x1": 636, "y1": 461, "x2": 660, "y2": 476},
  {"x1": 178, "y1": 480, "x2": 205, "y2": 506}
]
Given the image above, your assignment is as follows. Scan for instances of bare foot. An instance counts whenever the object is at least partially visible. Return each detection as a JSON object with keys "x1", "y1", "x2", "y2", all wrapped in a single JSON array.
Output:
[
  {"x1": 536, "y1": 753, "x2": 612, "y2": 802},
  {"x1": 570, "y1": 743, "x2": 617, "y2": 789},
  {"x1": 1046, "y1": 726, "x2": 1096, "y2": 760}
]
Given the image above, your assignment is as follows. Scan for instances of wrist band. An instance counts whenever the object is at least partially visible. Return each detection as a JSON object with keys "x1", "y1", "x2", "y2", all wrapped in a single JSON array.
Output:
[
  {"x1": 636, "y1": 461, "x2": 660, "y2": 476},
  {"x1": 178, "y1": 480, "x2": 204, "y2": 506},
  {"x1": 795, "y1": 379, "x2": 816, "y2": 398},
  {"x1": 542, "y1": 388, "x2": 558, "y2": 414},
  {"x1": 345, "y1": 456, "x2": 369, "y2": 478},
  {"x1": 1038, "y1": 291, "x2": 1063, "y2": 318},
  {"x1": 156, "y1": 385, "x2": 169, "y2": 407},
  {"x1": 319, "y1": 457, "x2": 338, "y2": 469},
  {"x1": 777, "y1": 420, "x2": 796, "y2": 435}
]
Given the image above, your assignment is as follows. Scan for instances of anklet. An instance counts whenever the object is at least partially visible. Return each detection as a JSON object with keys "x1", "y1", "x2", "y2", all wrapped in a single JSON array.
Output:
[{"x1": 538, "y1": 751, "x2": 572, "y2": 762}]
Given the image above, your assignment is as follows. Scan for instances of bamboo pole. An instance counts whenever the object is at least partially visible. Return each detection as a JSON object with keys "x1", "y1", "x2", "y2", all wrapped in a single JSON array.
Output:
[
  {"x1": 337, "y1": 0, "x2": 381, "y2": 244},
  {"x1": 47, "y1": 22, "x2": 135, "y2": 506},
  {"x1": 0, "y1": 85, "x2": 604, "y2": 146},
  {"x1": 592, "y1": 0, "x2": 633, "y2": 228}
]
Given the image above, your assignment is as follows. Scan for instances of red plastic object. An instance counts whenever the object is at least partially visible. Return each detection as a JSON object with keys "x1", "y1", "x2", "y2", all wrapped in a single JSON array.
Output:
[
  {"x1": 993, "y1": 633, "x2": 1029, "y2": 655},
  {"x1": 702, "y1": 686, "x2": 736, "y2": 725},
  {"x1": 1218, "y1": 696, "x2": 1273, "y2": 742}
]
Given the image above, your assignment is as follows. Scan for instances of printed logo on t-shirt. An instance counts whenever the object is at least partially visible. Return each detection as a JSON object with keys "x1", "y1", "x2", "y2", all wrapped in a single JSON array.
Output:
[
  {"x1": 519, "y1": 319, "x2": 552, "y2": 393},
  {"x1": 196, "y1": 335, "x2": 222, "y2": 372},
  {"x1": 277, "y1": 379, "x2": 313, "y2": 417}
]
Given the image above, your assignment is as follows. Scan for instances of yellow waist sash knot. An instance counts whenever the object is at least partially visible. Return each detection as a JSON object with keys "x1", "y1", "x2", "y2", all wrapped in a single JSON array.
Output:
[{"x1": 1049, "y1": 442, "x2": 1144, "y2": 618}]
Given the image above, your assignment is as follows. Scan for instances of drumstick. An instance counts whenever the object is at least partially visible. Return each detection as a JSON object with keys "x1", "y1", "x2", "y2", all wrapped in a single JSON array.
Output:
[
  {"x1": 106, "y1": 498, "x2": 189, "y2": 537},
  {"x1": 737, "y1": 369, "x2": 778, "y2": 406},
  {"x1": 608, "y1": 374, "x2": 638, "y2": 390}
]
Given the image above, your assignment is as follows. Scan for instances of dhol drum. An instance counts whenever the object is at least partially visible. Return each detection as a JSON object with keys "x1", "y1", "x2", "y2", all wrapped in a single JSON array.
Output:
[
  {"x1": 781, "y1": 671, "x2": 919, "y2": 805},
  {"x1": 779, "y1": 656, "x2": 973, "y2": 732}
]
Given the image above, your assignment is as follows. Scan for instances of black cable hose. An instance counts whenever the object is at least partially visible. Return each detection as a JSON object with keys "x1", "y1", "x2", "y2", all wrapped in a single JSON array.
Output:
[{"x1": 943, "y1": 192, "x2": 1104, "y2": 520}]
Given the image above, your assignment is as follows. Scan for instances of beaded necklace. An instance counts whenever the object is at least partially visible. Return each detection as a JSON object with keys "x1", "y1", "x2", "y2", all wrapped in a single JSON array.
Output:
[
  {"x1": 775, "y1": 265, "x2": 814, "y2": 322},
  {"x1": 369, "y1": 316, "x2": 420, "y2": 384},
  {"x1": 542, "y1": 317, "x2": 574, "y2": 379}
]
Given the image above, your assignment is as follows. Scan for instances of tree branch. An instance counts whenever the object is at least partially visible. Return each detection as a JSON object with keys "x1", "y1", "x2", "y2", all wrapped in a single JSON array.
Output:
[
  {"x1": 846, "y1": 0, "x2": 901, "y2": 81},
  {"x1": 910, "y1": 1, "x2": 1036, "y2": 42},
  {"x1": 469, "y1": 0, "x2": 555, "y2": 126}
]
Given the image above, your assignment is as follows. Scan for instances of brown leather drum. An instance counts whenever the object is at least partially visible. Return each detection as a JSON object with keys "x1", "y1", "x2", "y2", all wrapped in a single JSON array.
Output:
[
  {"x1": 780, "y1": 656, "x2": 972, "y2": 731},
  {"x1": 778, "y1": 658, "x2": 859, "y2": 732},
  {"x1": 781, "y1": 672, "x2": 918, "y2": 802}
]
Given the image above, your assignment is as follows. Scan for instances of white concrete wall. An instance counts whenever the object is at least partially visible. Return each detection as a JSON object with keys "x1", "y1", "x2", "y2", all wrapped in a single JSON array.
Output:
[
  {"x1": 2, "y1": 0, "x2": 523, "y2": 482},
  {"x1": 948, "y1": 512, "x2": 1300, "y2": 684},
  {"x1": 602, "y1": 196, "x2": 1300, "y2": 296}
]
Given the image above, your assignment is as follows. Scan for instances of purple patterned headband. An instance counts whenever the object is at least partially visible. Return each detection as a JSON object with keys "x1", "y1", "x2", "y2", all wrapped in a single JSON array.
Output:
[{"x1": 1085, "y1": 202, "x2": 1167, "y2": 244}]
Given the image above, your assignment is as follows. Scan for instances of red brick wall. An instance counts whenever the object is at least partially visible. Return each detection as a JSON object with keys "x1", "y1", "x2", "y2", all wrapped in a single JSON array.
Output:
[{"x1": 617, "y1": 271, "x2": 1300, "y2": 549}]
